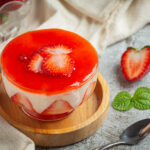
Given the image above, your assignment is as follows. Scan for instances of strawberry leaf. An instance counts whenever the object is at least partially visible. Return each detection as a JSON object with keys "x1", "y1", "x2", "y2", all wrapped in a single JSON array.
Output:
[
  {"x1": 132, "y1": 87, "x2": 150, "y2": 110},
  {"x1": 112, "y1": 91, "x2": 133, "y2": 111},
  {"x1": 142, "y1": 45, "x2": 150, "y2": 49}
]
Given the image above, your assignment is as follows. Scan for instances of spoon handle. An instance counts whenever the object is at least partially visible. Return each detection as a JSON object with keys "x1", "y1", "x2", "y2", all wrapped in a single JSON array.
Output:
[{"x1": 94, "y1": 140, "x2": 126, "y2": 150}]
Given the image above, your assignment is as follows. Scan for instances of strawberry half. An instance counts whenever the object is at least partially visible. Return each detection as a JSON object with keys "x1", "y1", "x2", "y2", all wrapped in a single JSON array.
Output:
[
  {"x1": 38, "y1": 45, "x2": 72, "y2": 57},
  {"x1": 42, "y1": 54, "x2": 74, "y2": 77},
  {"x1": 27, "y1": 45, "x2": 74, "y2": 77},
  {"x1": 121, "y1": 46, "x2": 150, "y2": 81},
  {"x1": 42, "y1": 100, "x2": 73, "y2": 115},
  {"x1": 11, "y1": 93, "x2": 35, "y2": 112},
  {"x1": 80, "y1": 81, "x2": 96, "y2": 105},
  {"x1": 86, "y1": 81, "x2": 96, "y2": 98},
  {"x1": 0, "y1": 0, "x2": 27, "y2": 12},
  {"x1": 27, "y1": 53, "x2": 43, "y2": 73}
]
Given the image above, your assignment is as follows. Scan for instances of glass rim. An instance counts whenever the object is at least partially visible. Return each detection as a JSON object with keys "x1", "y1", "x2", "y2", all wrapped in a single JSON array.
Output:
[{"x1": 0, "y1": 28, "x2": 98, "y2": 95}]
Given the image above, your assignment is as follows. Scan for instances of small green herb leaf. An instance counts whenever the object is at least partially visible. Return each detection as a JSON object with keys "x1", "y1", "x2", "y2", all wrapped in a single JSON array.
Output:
[
  {"x1": 0, "y1": 12, "x2": 9, "y2": 24},
  {"x1": 112, "y1": 91, "x2": 133, "y2": 111},
  {"x1": 132, "y1": 87, "x2": 150, "y2": 110}
]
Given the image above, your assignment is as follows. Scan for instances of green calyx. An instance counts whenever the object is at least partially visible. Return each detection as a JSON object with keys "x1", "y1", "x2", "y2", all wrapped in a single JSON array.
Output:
[
  {"x1": 127, "y1": 47, "x2": 139, "y2": 52},
  {"x1": 127, "y1": 45, "x2": 150, "y2": 52},
  {"x1": 142, "y1": 45, "x2": 150, "y2": 49},
  {"x1": 112, "y1": 87, "x2": 150, "y2": 111}
]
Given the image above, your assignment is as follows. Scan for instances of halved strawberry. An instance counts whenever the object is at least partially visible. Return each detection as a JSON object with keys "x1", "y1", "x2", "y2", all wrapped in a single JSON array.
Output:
[
  {"x1": 11, "y1": 93, "x2": 34, "y2": 112},
  {"x1": 42, "y1": 100, "x2": 73, "y2": 115},
  {"x1": 80, "y1": 81, "x2": 96, "y2": 105},
  {"x1": 80, "y1": 91, "x2": 87, "y2": 106},
  {"x1": 86, "y1": 81, "x2": 96, "y2": 98},
  {"x1": 42, "y1": 54, "x2": 74, "y2": 76},
  {"x1": 121, "y1": 46, "x2": 150, "y2": 81},
  {"x1": 38, "y1": 45, "x2": 72, "y2": 57},
  {"x1": 27, "y1": 53, "x2": 43, "y2": 73},
  {"x1": 26, "y1": 44, "x2": 74, "y2": 76},
  {"x1": 0, "y1": 0, "x2": 27, "y2": 12}
]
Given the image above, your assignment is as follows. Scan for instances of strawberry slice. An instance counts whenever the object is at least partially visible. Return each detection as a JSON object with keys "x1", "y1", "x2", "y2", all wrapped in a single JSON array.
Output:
[
  {"x1": 26, "y1": 44, "x2": 74, "y2": 76},
  {"x1": 42, "y1": 54, "x2": 74, "y2": 76},
  {"x1": 42, "y1": 100, "x2": 73, "y2": 115},
  {"x1": 38, "y1": 45, "x2": 72, "y2": 57},
  {"x1": 121, "y1": 46, "x2": 150, "y2": 81},
  {"x1": 11, "y1": 93, "x2": 34, "y2": 112},
  {"x1": 86, "y1": 81, "x2": 96, "y2": 98},
  {"x1": 27, "y1": 53, "x2": 43, "y2": 73},
  {"x1": 80, "y1": 81, "x2": 96, "y2": 105}
]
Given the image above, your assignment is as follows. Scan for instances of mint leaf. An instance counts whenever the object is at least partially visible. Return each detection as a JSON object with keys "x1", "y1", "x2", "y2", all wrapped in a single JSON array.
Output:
[
  {"x1": 132, "y1": 87, "x2": 150, "y2": 110},
  {"x1": 2, "y1": 13, "x2": 8, "y2": 23},
  {"x1": 0, "y1": 13, "x2": 8, "y2": 24},
  {"x1": 112, "y1": 91, "x2": 133, "y2": 111}
]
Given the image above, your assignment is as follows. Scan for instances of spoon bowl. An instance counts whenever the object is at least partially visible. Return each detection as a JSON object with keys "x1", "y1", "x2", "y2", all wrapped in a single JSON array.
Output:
[
  {"x1": 95, "y1": 119, "x2": 150, "y2": 150},
  {"x1": 121, "y1": 119, "x2": 150, "y2": 145}
]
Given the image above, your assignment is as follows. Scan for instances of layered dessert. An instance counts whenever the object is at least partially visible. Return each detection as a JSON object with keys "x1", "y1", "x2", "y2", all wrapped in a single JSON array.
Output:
[{"x1": 0, "y1": 29, "x2": 98, "y2": 121}]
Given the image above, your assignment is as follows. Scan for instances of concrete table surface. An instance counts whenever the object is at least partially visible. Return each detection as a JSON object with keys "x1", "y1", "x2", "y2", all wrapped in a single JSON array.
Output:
[{"x1": 37, "y1": 24, "x2": 150, "y2": 150}]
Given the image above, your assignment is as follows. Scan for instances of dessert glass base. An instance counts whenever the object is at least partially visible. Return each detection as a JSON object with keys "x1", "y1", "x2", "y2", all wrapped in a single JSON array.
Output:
[
  {"x1": 22, "y1": 107, "x2": 74, "y2": 121},
  {"x1": 2, "y1": 72, "x2": 97, "y2": 121}
]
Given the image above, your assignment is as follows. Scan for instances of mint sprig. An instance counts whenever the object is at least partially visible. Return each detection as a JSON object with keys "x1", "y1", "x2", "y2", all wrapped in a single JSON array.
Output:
[
  {"x1": 112, "y1": 91, "x2": 133, "y2": 111},
  {"x1": 112, "y1": 87, "x2": 150, "y2": 111}
]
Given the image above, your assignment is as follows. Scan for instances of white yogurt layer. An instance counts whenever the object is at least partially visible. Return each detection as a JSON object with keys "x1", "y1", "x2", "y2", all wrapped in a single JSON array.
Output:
[{"x1": 2, "y1": 73, "x2": 97, "y2": 114}]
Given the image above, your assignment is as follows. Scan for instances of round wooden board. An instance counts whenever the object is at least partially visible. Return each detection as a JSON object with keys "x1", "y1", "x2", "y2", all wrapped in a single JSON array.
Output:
[{"x1": 0, "y1": 73, "x2": 109, "y2": 147}]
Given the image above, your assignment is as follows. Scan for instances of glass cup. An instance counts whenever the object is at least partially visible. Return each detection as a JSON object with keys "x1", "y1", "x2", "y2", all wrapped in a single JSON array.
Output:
[
  {"x1": 0, "y1": 0, "x2": 31, "y2": 43},
  {"x1": 0, "y1": 29, "x2": 98, "y2": 121}
]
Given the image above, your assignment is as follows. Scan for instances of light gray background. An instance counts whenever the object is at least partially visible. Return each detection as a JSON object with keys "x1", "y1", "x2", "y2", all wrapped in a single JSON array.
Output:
[{"x1": 37, "y1": 24, "x2": 150, "y2": 150}]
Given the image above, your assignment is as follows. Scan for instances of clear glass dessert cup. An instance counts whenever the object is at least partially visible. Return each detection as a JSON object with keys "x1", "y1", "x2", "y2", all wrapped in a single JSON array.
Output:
[
  {"x1": 0, "y1": 0, "x2": 31, "y2": 42},
  {"x1": 0, "y1": 67, "x2": 97, "y2": 121},
  {"x1": 0, "y1": 29, "x2": 98, "y2": 121}
]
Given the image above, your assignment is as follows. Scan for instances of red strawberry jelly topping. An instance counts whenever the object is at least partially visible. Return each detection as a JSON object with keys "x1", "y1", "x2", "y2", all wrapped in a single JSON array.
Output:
[{"x1": 1, "y1": 29, "x2": 98, "y2": 95}]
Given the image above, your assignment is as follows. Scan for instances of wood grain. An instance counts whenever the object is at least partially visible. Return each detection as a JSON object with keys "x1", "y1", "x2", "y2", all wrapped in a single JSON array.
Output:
[{"x1": 0, "y1": 72, "x2": 109, "y2": 147}]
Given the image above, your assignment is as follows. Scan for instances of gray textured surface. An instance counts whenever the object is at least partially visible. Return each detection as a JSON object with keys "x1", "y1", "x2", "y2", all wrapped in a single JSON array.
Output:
[{"x1": 36, "y1": 24, "x2": 150, "y2": 150}]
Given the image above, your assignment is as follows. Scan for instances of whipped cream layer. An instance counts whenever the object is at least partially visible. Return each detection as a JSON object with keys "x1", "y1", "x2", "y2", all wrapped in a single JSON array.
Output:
[{"x1": 2, "y1": 73, "x2": 97, "y2": 114}]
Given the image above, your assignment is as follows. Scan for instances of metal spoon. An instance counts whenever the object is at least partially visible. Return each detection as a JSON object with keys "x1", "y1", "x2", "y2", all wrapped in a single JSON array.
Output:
[{"x1": 94, "y1": 119, "x2": 150, "y2": 150}]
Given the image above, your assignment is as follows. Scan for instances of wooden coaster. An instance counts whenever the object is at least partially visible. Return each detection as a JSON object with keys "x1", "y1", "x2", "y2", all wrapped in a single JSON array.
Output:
[{"x1": 0, "y1": 73, "x2": 109, "y2": 147}]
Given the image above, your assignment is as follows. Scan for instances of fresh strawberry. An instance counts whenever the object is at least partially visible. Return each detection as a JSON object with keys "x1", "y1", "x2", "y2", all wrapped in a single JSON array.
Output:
[
  {"x1": 42, "y1": 100, "x2": 73, "y2": 115},
  {"x1": 11, "y1": 93, "x2": 34, "y2": 111},
  {"x1": 38, "y1": 45, "x2": 72, "y2": 57},
  {"x1": 86, "y1": 81, "x2": 96, "y2": 98},
  {"x1": 27, "y1": 44, "x2": 74, "y2": 76},
  {"x1": 80, "y1": 81, "x2": 96, "y2": 105},
  {"x1": 42, "y1": 54, "x2": 74, "y2": 76},
  {"x1": 27, "y1": 53, "x2": 43, "y2": 73},
  {"x1": 0, "y1": 0, "x2": 27, "y2": 12},
  {"x1": 80, "y1": 91, "x2": 87, "y2": 105},
  {"x1": 121, "y1": 46, "x2": 150, "y2": 81}
]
